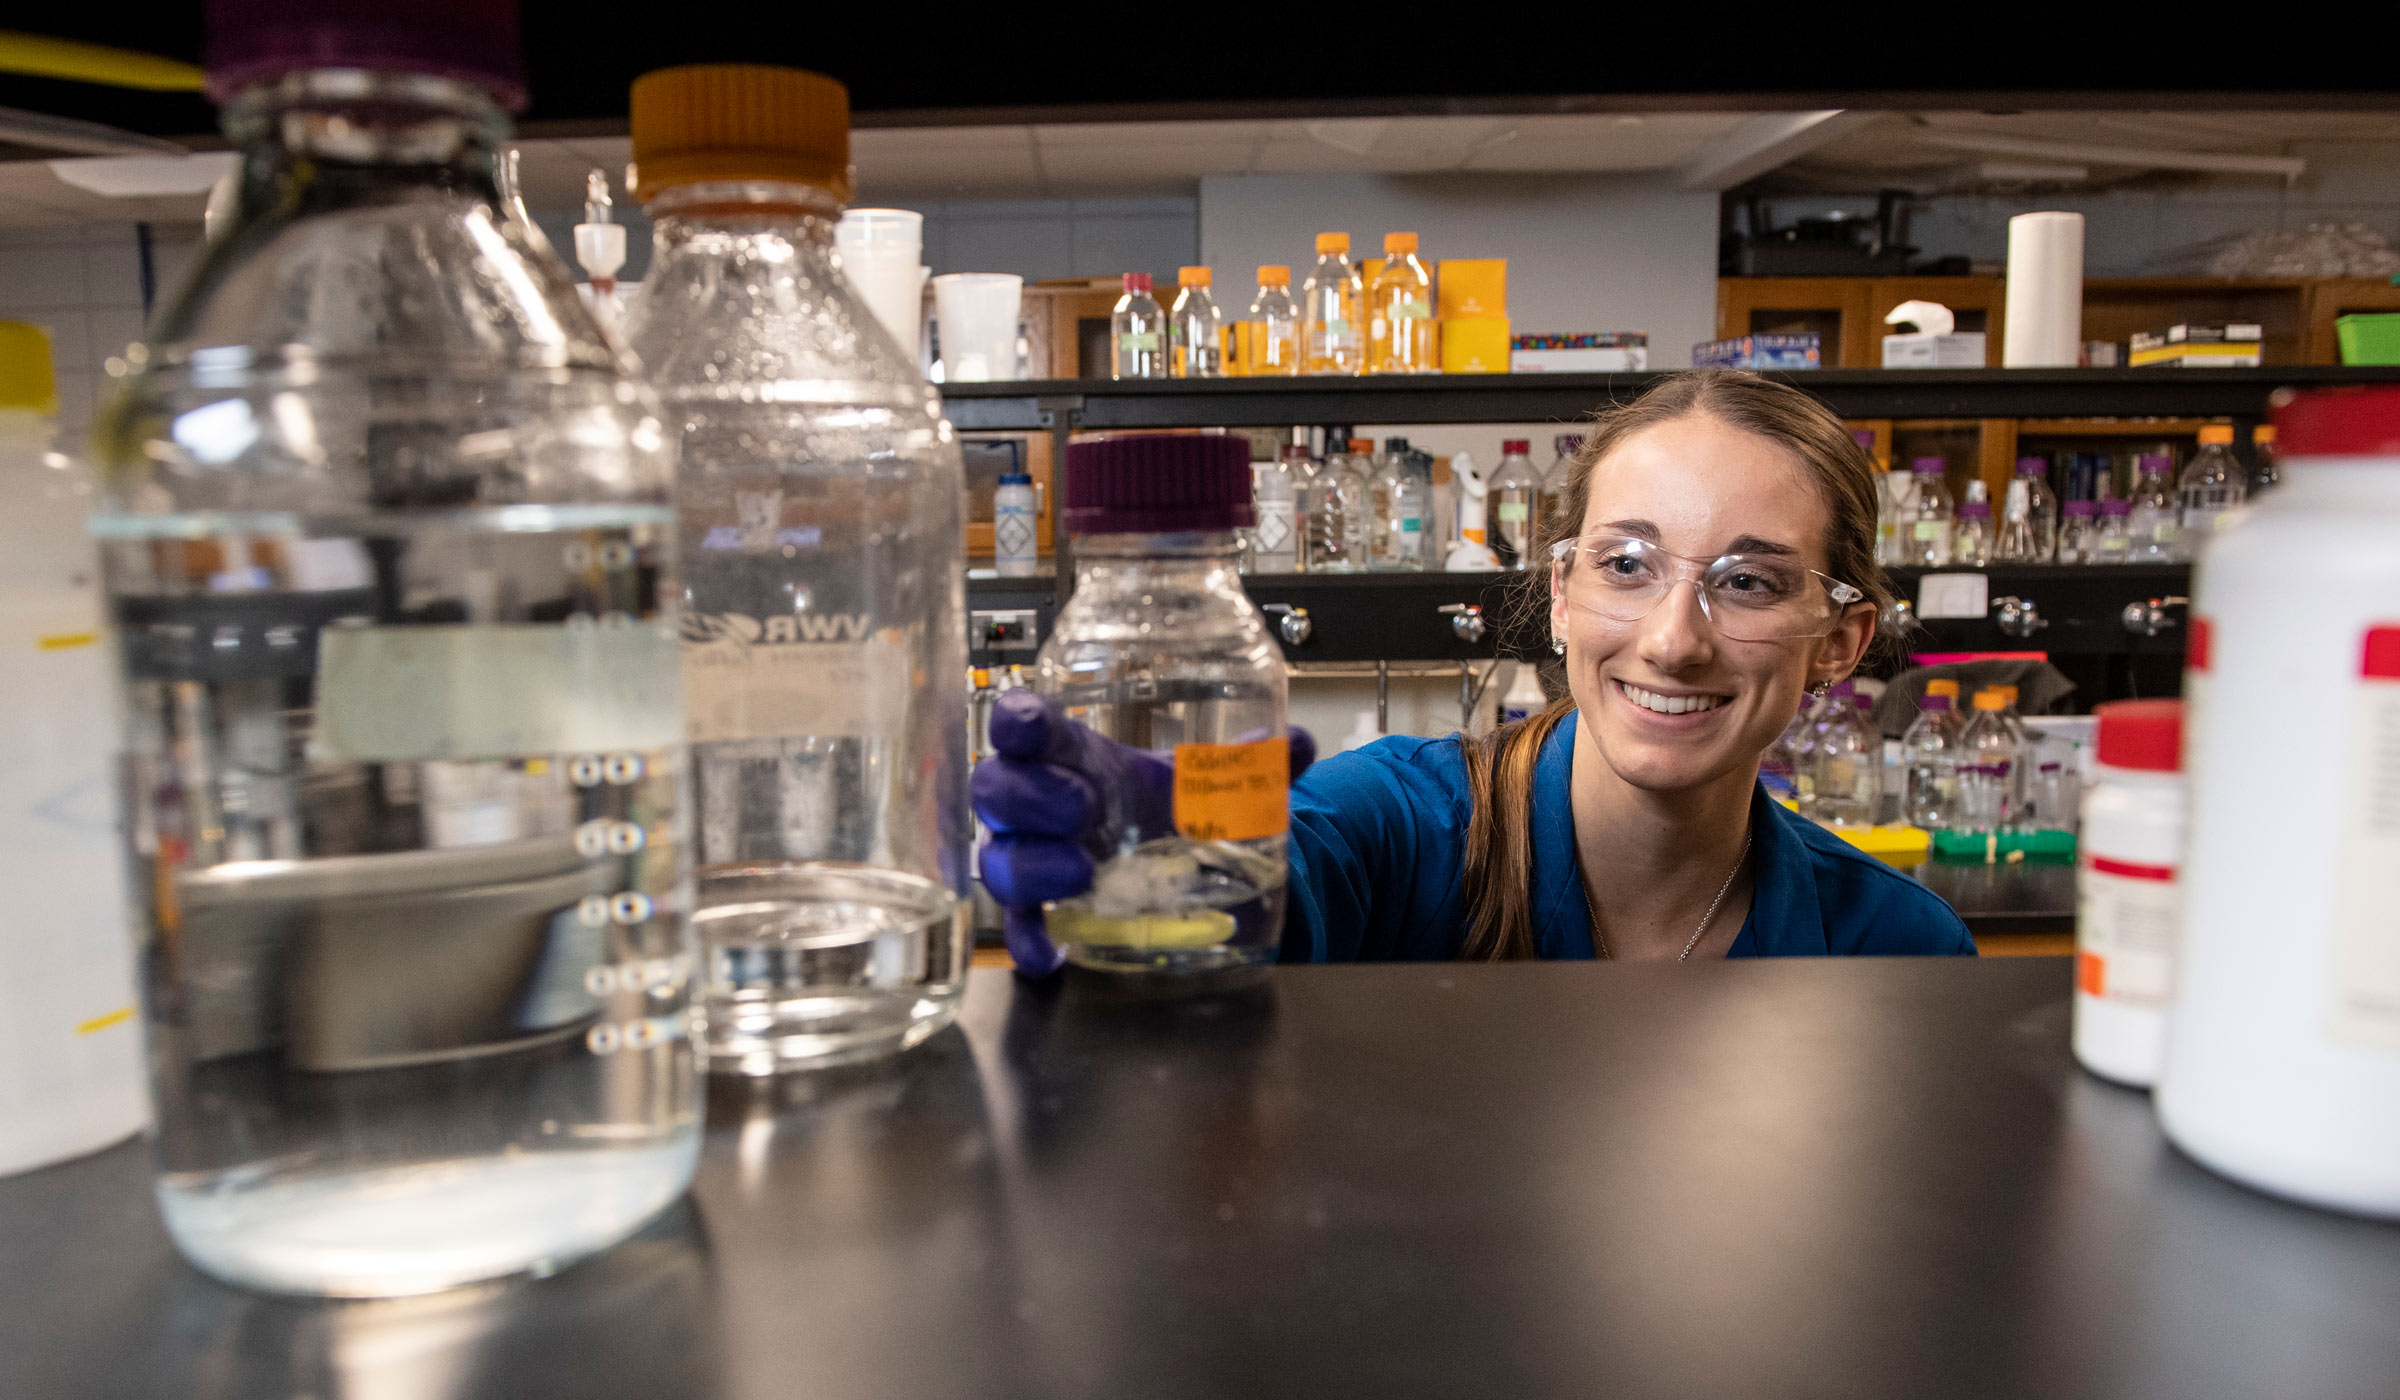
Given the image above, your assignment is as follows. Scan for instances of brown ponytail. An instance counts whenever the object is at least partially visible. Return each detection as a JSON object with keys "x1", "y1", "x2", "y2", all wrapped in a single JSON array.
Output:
[{"x1": 1456, "y1": 370, "x2": 1895, "y2": 960}]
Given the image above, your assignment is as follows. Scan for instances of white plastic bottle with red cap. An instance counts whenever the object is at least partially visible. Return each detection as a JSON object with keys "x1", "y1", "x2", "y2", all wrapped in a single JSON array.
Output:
[
  {"x1": 2073, "y1": 700, "x2": 2185, "y2": 1087},
  {"x1": 2159, "y1": 385, "x2": 2400, "y2": 1216}
]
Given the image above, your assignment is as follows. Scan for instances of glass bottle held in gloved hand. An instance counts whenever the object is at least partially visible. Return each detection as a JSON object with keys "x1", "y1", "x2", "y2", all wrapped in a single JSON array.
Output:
[
  {"x1": 1034, "y1": 434, "x2": 1291, "y2": 978},
  {"x1": 96, "y1": 0, "x2": 697, "y2": 1296},
  {"x1": 622, "y1": 64, "x2": 970, "y2": 1075}
]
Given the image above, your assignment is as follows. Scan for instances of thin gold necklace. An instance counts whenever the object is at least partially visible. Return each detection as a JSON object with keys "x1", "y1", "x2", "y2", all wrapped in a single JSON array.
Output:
[{"x1": 1581, "y1": 828, "x2": 1752, "y2": 962}]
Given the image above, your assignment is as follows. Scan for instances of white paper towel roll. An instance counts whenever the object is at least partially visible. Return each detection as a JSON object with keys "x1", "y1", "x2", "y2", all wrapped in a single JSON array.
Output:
[{"x1": 2003, "y1": 211, "x2": 2084, "y2": 368}]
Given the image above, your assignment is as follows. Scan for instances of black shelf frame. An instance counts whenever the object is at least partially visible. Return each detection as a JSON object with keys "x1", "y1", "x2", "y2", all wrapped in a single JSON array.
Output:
[{"x1": 944, "y1": 369, "x2": 2391, "y2": 681}]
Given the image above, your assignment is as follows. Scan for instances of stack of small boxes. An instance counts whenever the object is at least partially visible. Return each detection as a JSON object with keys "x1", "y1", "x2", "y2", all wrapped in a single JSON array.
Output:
[{"x1": 1437, "y1": 259, "x2": 1509, "y2": 373}]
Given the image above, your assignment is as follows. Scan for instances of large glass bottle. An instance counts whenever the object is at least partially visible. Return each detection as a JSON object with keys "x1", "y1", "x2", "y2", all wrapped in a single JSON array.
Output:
[
  {"x1": 2127, "y1": 453, "x2": 2182, "y2": 563},
  {"x1": 1368, "y1": 436, "x2": 1431, "y2": 571},
  {"x1": 2178, "y1": 424, "x2": 2247, "y2": 554},
  {"x1": 1300, "y1": 233, "x2": 1364, "y2": 375},
  {"x1": 1486, "y1": 438, "x2": 1544, "y2": 570},
  {"x1": 1898, "y1": 457, "x2": 1955, "y2": 566},
  {"x1": 1035, "y1": 434, "x2": 1289, "y2": 980},
  {"x1": 1168, "y1": 265, "x2": 1224, "y2": 378},
  {"x1": 1365, "y1": 232, "x2": 1437, "y2": 374},
  {"x1": 1112, "y1": 273, "x2": 1168, "y2": 380},
  {"x1": 621, "y1": 65, "x2": 969, "y2": 1075},
  {"x1": 1240, "y1": 265, "x2": 1301, "y2": 376},
  {"x1": 94, "y1": 8, "x2": 697, "y2": 1296}
]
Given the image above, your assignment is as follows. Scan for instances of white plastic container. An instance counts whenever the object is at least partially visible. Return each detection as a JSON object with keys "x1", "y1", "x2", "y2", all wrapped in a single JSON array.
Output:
[
  {"x1": 993, "y1": 469, "x2": 1039, "y2": 577},
  {"x1": 2073, "y1": 700, "x2": 2184, "y2": 1087},
  {"x1": 836, "y1": 208, "x2": 928, "y2": 356},
  {"x1": 2158, "y1": 385, "x2": 2400, "y2": 1216},
  {"x1": 0, "y1": 324, "x2": 147, "y2": 1176},
  {"x1": 932, "y1": 272, "x2": 1023, "y2": 382}
]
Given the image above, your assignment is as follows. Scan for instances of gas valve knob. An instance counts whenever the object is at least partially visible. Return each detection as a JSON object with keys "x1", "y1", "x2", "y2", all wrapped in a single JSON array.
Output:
[
  {"x1": 1439, "y1": 603, "x2": 1486, "y2": 644},
  {"x1": 1260, "y1": 603, "x2": 1312, "y2": 647},
  {"x1": 2120, "y1": 595, "x2": 2190, "y2": 638},
  {"x1": 1992, "y1": 595, "x2": 2048, "y2": 639}
]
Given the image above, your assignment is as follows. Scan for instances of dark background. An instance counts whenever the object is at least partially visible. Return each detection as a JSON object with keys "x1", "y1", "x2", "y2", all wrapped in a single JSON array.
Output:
[{"x1": 5, "y1": 5, "x2": 2396, "y2": 140}]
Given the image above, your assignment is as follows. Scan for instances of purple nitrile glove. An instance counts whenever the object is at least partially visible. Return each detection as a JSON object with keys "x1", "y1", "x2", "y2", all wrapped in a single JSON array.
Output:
[{"x1": 972, "y1": 689, "x2": 1315, "y2": 977}]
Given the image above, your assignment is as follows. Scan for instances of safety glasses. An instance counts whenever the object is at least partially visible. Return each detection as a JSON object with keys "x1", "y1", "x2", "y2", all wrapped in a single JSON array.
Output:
[{"x1": 1549, "y1": 533, "x2": 1865, "y2": 642}]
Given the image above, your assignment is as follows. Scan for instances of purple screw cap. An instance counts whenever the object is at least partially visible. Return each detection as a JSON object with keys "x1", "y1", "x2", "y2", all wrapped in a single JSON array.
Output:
[
  {"x1": 1062, "y1": 433, "x2": 1257, "y2": 536},
  {"x1": 205, "y1": 0, "x2": 527, "y2": 110}
]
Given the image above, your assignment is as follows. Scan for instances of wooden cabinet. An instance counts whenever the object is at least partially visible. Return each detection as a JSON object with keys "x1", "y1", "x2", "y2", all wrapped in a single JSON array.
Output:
[{"x1": 1725, "y1": 275, "x2": 2395, "y2": 369}]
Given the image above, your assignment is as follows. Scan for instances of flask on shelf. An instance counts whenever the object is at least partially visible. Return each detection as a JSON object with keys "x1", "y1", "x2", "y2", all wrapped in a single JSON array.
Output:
[
  {"x1": 2159, "y1": 386, "x2": 2400, "y2": 1216},
  {"x1": 623, "y1": 64, "x2": 972, "y2": 1077},
  {"x1": 2055, "y1": 498, "x2": 2099, "y2": 563},
  {"x1": 1368, "y1": 436, "x2": 1431, "y2": 572},
  {"x1": 2093, "y1": 497, "x2": 2134, "y2": 563},
  {"x1": 994, "y1": 467, "x2": 1040, "y2": 577},
  {"x1": 1251, "y1": 450, "x2": 1299, "y2": 574},
  {"x1": 1804, "y1": 682, "x2": 1882, "y2": 828},
  {"x1": 1238, "y1": 265, "x2": 1300, "y2": 377},
  {"x1": 1996, "y1": 456, "x2": 2059, "y2": 563},
  {"x1": 1169, "y1": 265, "x2": 1224, "y2": 379},
  {"x1": 1953, "y1": 480, "x2": 1994, "y2": 566},
  {"x1": 1366, "y1": 232, "x2": 1437, "y2": 374},
  {"x1": 1954, "y1": 690, "x2": 2019, "y2": 832},
  {"x1": 1901, "y1": 693, "x2": 1962, "y2": 830},
  {"x1": 1486, "y1": 439, "x2": 1544, "y2": 570},
  {"x1": 2126, "y1": 452, "x2": 2182, "y2": 562},
  {"x1": 97, "y1": 7, "x2": 697, "y2": 1295},
  {"x1": 1300, "y1": 233, "x2": 1364, "y2": 375},
  {"x1": 0, "y1": 325, "x2": 146, "y2": 1181},
  {"x1": 1112, "y1": 272, "x2": 1168, "y2": 380},
  {"x1": 2178, "y1": 424, "x2": 2246, "y2": 551},
  {"x1": 1899, "y1": 458, "x2": 1955, "y2": 566},
  {"x1": 1036, "y1": 434, "x2": 1290, "y2": 981},
  {"x1": 2074, "y1": 700, "x2": 2185, "y2": 1088}
]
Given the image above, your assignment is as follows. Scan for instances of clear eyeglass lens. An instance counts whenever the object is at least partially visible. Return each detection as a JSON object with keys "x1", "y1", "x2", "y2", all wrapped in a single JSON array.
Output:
[{"x1": 1557, "y1": 537, "x2": 1841, "y2": 641}]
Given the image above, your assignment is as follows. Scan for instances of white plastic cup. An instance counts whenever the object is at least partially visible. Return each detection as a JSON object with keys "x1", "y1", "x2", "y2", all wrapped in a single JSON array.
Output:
[
  {"x1": 836, "y1": 209, "x2": 927, "y2": 355},
  {"x1": 932, "y1": 273, "x2": 1023, "y2": 383}
]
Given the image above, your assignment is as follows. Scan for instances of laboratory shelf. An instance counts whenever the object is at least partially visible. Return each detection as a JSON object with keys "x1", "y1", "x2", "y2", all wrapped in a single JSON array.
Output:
[{"x1": 936, "y1": 365, "x2": 2400, "y2": 434}]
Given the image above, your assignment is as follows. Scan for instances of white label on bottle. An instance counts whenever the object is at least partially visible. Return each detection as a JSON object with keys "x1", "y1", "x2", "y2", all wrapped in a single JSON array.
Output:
[
  {"x1": 1497, "y1": 502, "x2": 1529, "y2": 523},
  {"x1": 1916, "y1": 573, "x2": 1989, "y2": 620},
  {"x1": 1120, "y1": 332, "x2": 1159, "y2": 351},
  {"x1": 314, "y1": 623, "x2": 683, "y2": 762},
  {"x1": 1912, "y1": 520, "x2": 1946, "y2": 541},
  {"x1": 2329, "y1": 624, "x2": 2400, "y2": 1052},
  {"x1": 682, "y1": 617, "x2": 913, "y2": 745},
  {"x1": 1254, "y1": 502, "x2": 1295, "y2": 556},
  {"x1": 2077, "y1": 855, "x2": 2180, "y2": 1004}
]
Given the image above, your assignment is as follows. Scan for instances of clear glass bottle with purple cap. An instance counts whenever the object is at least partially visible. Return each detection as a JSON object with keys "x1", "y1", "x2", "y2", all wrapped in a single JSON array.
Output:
[
  {"x1": 1953, "y1": 480, "x2": 1994, "y2": 566},
  {"x1": 2056, "y1": 497, "x2": 2100, "y2": 563},
  {"x1": 1897, "y1": 457, "x2": 1954, "y2": 566},
  {"x1": 2094, "y1": 496, "x2": 2135, "y2": 563},
  {"x1": 2126, "y1": 452, "x2": 2183, "y2": 562},
  {"x1": 1803, "y1": 681, "x2": 1882, "y2": 828},
  {"x1": 1996, "y1": 456, "x2": 2059, "y2": 563},
  {"x1": 92, "y1": 0, "x2": 696, "y2": 1296},
  {"x1": 1034, "y1": 434, "x2": 1290, "y2": 978}
]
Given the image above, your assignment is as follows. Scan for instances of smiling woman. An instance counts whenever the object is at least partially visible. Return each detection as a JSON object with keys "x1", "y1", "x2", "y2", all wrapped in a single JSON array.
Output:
[{"x1": 1276, "y1": 370, "x2": 1973, "y2": 963}]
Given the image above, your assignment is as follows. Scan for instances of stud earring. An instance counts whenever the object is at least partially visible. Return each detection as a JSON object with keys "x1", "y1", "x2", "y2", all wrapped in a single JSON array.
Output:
[
  {"x1": 1809, "y1": 679, "x2": 1833, "y2": 696},
  {"x1": 1550, "y1": 635, "x2": 1567, "y2": 655}
]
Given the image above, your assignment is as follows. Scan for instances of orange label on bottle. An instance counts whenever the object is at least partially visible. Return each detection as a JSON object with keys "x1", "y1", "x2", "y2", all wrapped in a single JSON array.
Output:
[{"x1": 1172, "y1": 737, "x2": 1289, "y2": 842}]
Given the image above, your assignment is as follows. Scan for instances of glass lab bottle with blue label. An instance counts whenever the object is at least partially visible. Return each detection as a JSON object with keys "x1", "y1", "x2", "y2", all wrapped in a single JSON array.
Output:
[
  {"x1": 92, "y1": 2, "x2": 698, "y2": 1296},
  {"x1": 1369, "y1": 436, "x2": 1431, "y2": 571},
  {"x1": 621, "y1": 64, "x2": 970, "y2": 1077},
  {"x1": 994, "y1": 466, "x2": 1040, "y2": 577}
]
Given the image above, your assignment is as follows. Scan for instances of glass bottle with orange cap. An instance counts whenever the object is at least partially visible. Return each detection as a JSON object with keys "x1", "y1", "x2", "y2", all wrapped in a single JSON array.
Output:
[
  {"x1": 620, "y1": 63, "x2": 972, "y2": 1076},
  {"x1": 1168, "y1": 265, "x2": 1224, "y2": 378},
  {"x1": 2178, "y1": 422, "x2": 2248, "y2": 552},
  {"x1": 1300, "y1": 232, "x2": 1364, "y2": 374},
  {"x1": 1366, "y1": 232, "x2": 1438, "y2": 374},
  {"x1": 1238, "y1": 264, "x2": 1300, "y2": 377}
]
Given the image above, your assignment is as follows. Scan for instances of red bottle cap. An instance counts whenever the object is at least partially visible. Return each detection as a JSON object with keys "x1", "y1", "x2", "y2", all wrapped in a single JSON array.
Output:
[
  {"x1": 1502, "y1": 439, "x2": 1529, "y2": 454},
  {"x1": 2272, "y1": 386, "x2": 2400, "y2": 457},
  {"x1": 1122, "y1": 272, "x2": 1152, "y2": 293},
  {"x1": 2094, "y1": 699, "x2": 2183, "y2": 773}
]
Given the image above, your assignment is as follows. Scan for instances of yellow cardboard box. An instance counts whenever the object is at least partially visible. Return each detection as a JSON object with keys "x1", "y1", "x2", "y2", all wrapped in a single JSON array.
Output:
[
  {"x1": 1437, "y1": 260, "x2": 1507, "y2": 320},
  {"x1": 1440, "y1": 318, "x2": 1512, "y2": 374}
]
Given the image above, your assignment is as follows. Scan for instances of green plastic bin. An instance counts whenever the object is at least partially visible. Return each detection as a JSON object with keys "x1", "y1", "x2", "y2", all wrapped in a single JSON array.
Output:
[{"x1": 2336, "y1": 313, "x2": 2400, "y2": 366}]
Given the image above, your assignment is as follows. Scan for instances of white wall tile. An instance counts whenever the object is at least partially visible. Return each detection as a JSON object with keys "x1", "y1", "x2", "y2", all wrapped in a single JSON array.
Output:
[
  {"x1": 83, "y1": 231, "x2": 145, "y2": 309},
  {"x1": 0, "y1": 240, "x2": 88, "y2": 309}
]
